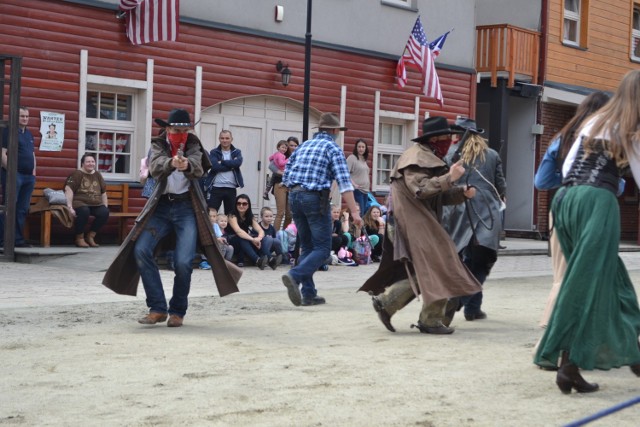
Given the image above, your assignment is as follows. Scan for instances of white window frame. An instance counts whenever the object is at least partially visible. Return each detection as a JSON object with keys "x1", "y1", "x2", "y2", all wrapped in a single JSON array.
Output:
[
  {"x1": 84, "y1": 88, "x2": 137, "y2": 175},
  {"x1": 381, "y1": 0, "x2": 415, "y2": 10},
  {"x1": 563, "y1": 0, "x2": 581, "y2": 46},
  {"x1": 78, "y1": 50, "x2": 153, "y2": 182},
  {"x1": 632, "y1": 5, "x2": 640, "y2": 61},
  {"x1": 371, "y1": 92, "x2": 420, "y2": 192}
]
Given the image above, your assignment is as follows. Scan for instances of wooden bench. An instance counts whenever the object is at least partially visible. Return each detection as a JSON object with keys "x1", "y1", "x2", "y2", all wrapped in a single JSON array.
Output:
[{"x1": 26, "y1": 181, "x2": 139, "y2": 247}]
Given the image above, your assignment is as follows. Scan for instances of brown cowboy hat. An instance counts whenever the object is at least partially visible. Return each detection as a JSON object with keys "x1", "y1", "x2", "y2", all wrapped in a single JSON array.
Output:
[
  {"x1": 315, "y1": 113, "x2": 348, "y2": 131},
  {"x1": 411, "y1": 116, "x2": 463, "y2": 143}
]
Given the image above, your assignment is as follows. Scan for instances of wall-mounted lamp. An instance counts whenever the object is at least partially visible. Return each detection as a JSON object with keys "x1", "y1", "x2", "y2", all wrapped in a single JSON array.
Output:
[{"x1": 276, "y1": 61, "x2": 291, "y2": 87}]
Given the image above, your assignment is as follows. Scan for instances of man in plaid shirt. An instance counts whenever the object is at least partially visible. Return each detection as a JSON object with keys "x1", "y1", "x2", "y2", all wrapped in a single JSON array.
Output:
[{"x1": 282, "y1": 113, "x2": 362, "y2": 306}]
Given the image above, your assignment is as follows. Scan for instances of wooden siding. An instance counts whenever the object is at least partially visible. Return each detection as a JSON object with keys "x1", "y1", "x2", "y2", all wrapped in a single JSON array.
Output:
[
  {"x1": 546, "y1": 0, "x2": 638, "y2": 91},
  {"x1": 1, "y1": 0, "x2": 473, "y2": 242}
]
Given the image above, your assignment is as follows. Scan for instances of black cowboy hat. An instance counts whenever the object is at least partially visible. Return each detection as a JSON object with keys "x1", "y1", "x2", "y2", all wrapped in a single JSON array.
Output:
[
  {"x1": 452, "y1": 117, "x2": 485, "y2": 134},
  {"x1": 154, "y1": 108, "x2": 193, "y2": 128},
  {"x1": 411, "y1": 116, "x2": 463, "y2": 144}
]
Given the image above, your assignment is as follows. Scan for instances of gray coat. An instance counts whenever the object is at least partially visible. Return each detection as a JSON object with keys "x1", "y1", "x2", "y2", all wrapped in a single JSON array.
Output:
[
  {"x1": 442, "y1": 148, "x2": 506, "y2": 252},
  {"x1": 102, "y1": 132, "x2": 242, "y2": 297}
]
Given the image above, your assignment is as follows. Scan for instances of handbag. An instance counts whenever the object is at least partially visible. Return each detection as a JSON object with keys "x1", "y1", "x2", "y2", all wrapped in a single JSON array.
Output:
[{"x1": 352, "y1": 228, "x2": 372, "y2": 265}]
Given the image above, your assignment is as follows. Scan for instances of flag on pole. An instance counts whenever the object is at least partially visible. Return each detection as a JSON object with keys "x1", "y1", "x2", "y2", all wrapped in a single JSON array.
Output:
[
  {"x1": 395, "y1": 16, "x2": 427, "y2": 88},
  {"x1": 428, "y1": 30, "x2": 451, "y2": 57},
  {"x1": 395, "y1": 16, "x2": 444, "y2": 106},
  {"x1": 423, "y1": 47, "x2": 443, "y2": 106},
  {"x1": 119, "y1": 0, "x2": 180, "y2": 46}
]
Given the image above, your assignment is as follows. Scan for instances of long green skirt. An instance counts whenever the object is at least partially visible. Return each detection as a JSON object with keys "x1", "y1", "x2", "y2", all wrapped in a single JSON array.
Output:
[{"x1": 534, "y1": 185, "x2": 640, "y2": 370}]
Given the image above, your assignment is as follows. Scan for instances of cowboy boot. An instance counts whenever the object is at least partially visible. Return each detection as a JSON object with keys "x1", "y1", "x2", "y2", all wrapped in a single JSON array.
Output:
[
  {"x1": 75, "y1": 234, "x2": 89, "y2": 248},
  {"x1": 556, "y1": 351, "x2": 599, "y2": 394},
  {"x1": 86, "y1": 231, "x2": 99, "y2": 247}
]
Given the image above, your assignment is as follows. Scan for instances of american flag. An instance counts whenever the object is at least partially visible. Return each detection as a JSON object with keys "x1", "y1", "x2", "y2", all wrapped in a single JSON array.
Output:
[
  {"x1": 396, "y1": 16, "x2": 428, "y2": 88},
  {"x1": 423, "y1": 47, "x2": 443, "y2": 106},
  {"x1": 396, "y1": 16, "x2": 444, "y2": 106},
  {"x1": 119, "y1": 0, "x2": 180, "y2": 46}
]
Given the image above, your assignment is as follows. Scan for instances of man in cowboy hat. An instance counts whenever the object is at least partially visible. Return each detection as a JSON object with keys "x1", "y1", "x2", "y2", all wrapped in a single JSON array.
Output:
[
  {"x1": 359, "y1": 116, "x2": 481, "y2": 334},
  {"x1": 103, "y1": 108, "x2": 242, "y2": 327},
  {"x1": 282, "y1": 112, "x2": 362, "y2": 306}
]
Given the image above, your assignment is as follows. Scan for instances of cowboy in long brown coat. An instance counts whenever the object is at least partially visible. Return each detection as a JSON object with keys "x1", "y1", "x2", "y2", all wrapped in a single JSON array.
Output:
[{"x1": 359, "y1": 116, "x2": 481, "y2": 334}]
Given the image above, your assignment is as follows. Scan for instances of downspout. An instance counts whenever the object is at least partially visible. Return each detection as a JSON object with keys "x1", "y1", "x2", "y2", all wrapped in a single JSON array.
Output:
[{"x1": 534, "y1": 0, "x2": 549, "y2": 234}]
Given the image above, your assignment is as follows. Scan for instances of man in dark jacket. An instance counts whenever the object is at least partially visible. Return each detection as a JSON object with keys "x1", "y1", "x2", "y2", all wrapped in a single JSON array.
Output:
[
  {"x1": 0, "y1": 106, "x2": 36, "y2": 248},
  {"x1": 206, "y1": 130, "x2": 243, "y2": 215}
]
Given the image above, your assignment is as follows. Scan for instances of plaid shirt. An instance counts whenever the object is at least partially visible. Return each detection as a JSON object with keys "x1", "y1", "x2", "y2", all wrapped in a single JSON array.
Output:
[{"x1": 283, "y1": 131, "x2": 354, "y2": 193}]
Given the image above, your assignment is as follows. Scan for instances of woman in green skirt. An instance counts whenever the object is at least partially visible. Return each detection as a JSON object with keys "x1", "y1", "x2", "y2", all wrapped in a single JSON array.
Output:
[{"x1": 534, "y1": 70, "x2": 640, "y2": 394}]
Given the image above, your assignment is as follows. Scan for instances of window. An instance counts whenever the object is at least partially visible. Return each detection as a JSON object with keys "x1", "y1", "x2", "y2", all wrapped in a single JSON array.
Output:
[
  {"x1": 84, "y1": 89, "x2": 135, "y2": 175},
  {"x1": 563, "y1": 0, "x2": 580, "y2": 45},
  {"x1": 375, "y1": 121, "x2": 406, "y2": 188},
  {"x1": 381, "y1": 0, "x2": 415, "y2": 10},
  {"x1": 632, "y1": 5, "x2": 640, "y2": 60}
]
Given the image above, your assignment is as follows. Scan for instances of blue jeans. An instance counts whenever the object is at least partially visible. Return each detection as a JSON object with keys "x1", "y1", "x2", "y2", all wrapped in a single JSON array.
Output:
[
  {"x1": 353, "y1": 189, "x2": 368, "y2": 215},
  {"x1": 230, "y1": 234, "x2": 274, "y2": 264},
  {"x1": 288, "y1": 190, "x2": 332, "y2": 299},
  {"x1": 134, "y1": 198, "x2": 197, "y2": 317},
  {"x1": 0, "y1": 170, "x2": 35, "y2": 245}
]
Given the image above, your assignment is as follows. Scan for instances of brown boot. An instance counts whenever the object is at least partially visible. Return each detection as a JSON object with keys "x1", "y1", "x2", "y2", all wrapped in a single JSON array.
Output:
[
  {"x1": 86, "y1": 231, "x2": 99, "y2": 247},
  {"x1": 556, "y1": 351, "x2": 599, "y2": 394},
  {"x1": 75, "y1": 234, "x2": 89, "y2": 248}
]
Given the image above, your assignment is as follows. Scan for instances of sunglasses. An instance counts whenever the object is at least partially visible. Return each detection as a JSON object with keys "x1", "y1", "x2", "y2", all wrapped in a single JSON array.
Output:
[{"x1": 236, "y1": 202, "x2": 249, "y2": 206}]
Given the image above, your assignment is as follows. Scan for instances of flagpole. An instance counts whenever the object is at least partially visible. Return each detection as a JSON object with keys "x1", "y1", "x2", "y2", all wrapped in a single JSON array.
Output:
[{"x1": 302, "y1": 0, "x2": 312, "y2": 141}]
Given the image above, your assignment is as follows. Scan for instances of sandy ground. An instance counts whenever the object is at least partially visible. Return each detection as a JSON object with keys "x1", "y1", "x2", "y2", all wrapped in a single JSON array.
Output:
[{"x1": 1, "y1": 263, "x2": 640, "y2": 426}]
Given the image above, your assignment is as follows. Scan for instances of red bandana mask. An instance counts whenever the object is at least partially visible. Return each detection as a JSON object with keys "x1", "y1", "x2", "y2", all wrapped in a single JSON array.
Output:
[
  {"x1": 167, "y1": 133, "x2": 188, "y2": 157},
  {"x1": 430, "y1": 139, "x2": 452, "y2": 159}
]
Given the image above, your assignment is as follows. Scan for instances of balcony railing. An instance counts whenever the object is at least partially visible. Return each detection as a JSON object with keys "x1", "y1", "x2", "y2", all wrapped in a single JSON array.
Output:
[{"x1": 476, "y1": 24, "x2": 541, "y2": 88}]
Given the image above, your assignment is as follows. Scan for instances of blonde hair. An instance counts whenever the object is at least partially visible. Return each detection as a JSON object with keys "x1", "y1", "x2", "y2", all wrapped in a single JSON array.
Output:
[
  {"x1": 460, "y1": 133, "x2": 489, "y2": 166},
  {"x1": 582, "y1": 70, "x2": 640, "y2": 168},
  {"x1": 217, "y1": 214, "x2": 228, "y2": 221}
]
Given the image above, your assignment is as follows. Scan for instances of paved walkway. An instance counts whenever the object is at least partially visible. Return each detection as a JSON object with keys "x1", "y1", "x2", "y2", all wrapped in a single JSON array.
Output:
[{"x1": 1, "y1": 238, "x2": 640, "y2": 310}]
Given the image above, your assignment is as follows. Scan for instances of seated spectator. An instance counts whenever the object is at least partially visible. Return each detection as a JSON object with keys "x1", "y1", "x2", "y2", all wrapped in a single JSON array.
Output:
[
  {"x1": 64, "y1": 153, "x2": 109, "y2": 247},
  {"x1": 255, "y1": 207, "x2": 283, "y2": 269},
  {"x1": 227, "y1": 194, "x2": 273, "y2": 269},
  {"x1": 341, "y1": 206, "x2": 360, "y2": 249},
  {"x1": 277, "y1": 220, "x2": 297, "y2": 263},
  {"x1": 331, "y1": 205, "x2": 349, "y2": 254},
  {"x1": 211, "y1": 210, "x2": 234, "y2": 261},
  {"x1": 362, "y1": 205, "x2": 385, "y2": 262}
]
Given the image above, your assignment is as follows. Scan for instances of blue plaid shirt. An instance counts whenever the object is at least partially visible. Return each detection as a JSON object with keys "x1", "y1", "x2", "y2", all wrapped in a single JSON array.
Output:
[{"x1": 283, "y1": 131, "x2": 354, "y2": 193}]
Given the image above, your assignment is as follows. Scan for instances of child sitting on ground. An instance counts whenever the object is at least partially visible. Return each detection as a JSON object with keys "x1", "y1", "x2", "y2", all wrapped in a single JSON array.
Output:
[
  {"x1": 263, "y1": 140, "x2": 288, "y2": 200},
  {"x1": 258, "y1": 207, "x2": 284, "y2": 270},
  {"x1": 214, "y1": 212, "x2": 234, "y2": 261}
]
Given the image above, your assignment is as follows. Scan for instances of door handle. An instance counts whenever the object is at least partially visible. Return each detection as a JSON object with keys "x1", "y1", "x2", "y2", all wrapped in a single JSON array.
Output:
[{"x1": 257, "y1": 160, "x2": 261, "y2": 171}]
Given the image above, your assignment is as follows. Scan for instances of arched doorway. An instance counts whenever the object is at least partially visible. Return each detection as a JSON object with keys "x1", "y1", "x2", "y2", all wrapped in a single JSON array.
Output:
[{"x1": 199, "y1": 95, "x2": 320, "y2": 213}]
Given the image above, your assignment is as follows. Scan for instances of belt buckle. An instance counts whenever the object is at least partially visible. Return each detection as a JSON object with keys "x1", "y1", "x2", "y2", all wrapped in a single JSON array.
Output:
[{"x1": 167, "y1": 193, "x2": 176, "y2": 202}]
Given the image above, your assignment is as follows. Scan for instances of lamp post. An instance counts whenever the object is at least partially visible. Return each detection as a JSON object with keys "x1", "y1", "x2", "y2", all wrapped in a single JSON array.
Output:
[{"x1": 302, "y1": 0, "x2": 312, "y2": 141}]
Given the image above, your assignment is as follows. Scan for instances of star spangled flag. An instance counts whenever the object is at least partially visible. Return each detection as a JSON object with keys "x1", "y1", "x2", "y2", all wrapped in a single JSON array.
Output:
[
  {"x1": 396, "y1": 16, "x2": 427, "y2": 88},
  {"x1": 396, "y1": 16, "x2": 445, "y2": 106},
  {"x1": 119, "y1": 0, "x2": 180, "y2": 46},
  {"x1": 428, "y1": 30, "x2": 450, "y2": 57},
  {"x1": 422, "y1": 46, "x2": 443, "y2": 106}
]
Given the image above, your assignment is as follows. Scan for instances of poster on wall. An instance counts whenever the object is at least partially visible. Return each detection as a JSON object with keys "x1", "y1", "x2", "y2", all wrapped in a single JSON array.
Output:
[{"x1": 39, "y1": 111, "x2": 65, "y2": 151}]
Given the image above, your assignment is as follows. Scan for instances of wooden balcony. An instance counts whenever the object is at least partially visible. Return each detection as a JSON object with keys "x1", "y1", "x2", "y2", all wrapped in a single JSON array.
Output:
[{"x1": 476, "y1": 24, "x2": 541, "y2": 88}]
